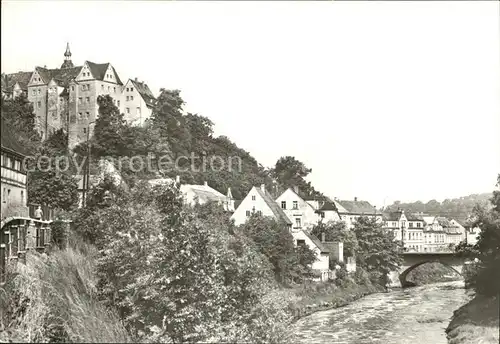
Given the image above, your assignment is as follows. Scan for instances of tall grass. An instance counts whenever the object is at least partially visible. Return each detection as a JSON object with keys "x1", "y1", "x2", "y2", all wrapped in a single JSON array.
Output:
[{"x1": 0, "y1": 242, "x2": 130, "y2": 343}]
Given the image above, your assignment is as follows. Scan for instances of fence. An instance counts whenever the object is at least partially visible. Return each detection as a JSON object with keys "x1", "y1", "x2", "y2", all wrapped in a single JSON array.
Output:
[{"x1": 0, "y1": 218, "x2": 52, "y2": 284}]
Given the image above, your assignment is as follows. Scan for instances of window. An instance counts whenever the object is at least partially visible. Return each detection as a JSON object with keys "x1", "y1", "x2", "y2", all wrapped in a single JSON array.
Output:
[
  {"x1": 126, "y1": 88, "x2": 129, "y2": 92},
  {"x1": 82, "y1": 85, "x2": 86, "y2": 91},
  {"x1": 137, "y1": 107, "x2": 141, "y2": 115},
  {"x1": 126, "y1": 96, "x2": 129, "y2": 101},
  {"x1": 296, "y1": 239, "x2": 306, "y2": 246},
  {"x1": 320, "y1": 212, "x2": 325, "y2": 218},
  {"x1": 86, "y1": 97, "x2": 90, "y2": 103},
  {"x1": 251, "y1": 195, "x2": 256, "y2": 201},
  {"x1": 85, "y1": 112, "x2": 90, "y2": 118},
  {"x1": 78, "y1": 97, "x2": 82, "y2": 104},
  {"x1": 37, "y1": 101, "x2": 41, "y2": 108},
  {"x1": 78, "y1": 112, "x2": 83, "y2": 119},
  {"x1": 295, "y1": 218, "x2": 301, "y2": 227},
  {"x1": 246, "y1": 210, "x2": 250, "y2": 217},
  {"x1": 131, "y1": 87, "x2": 134, "y2": 92},
  {"x1": 293, "y1": 201, "x2": 298, "y2": 209},
  {"x1": 130, "y1": 96, "x2": 134, "y2": 100},
  {"x1": 101, "y1": 85, "x2": 104, "y2": 90},
  {"x1": 257, "y1": 210, "x2": 262, "y2": 216},
  {"x1": 32, "y1": 89, "x2": 36, "y2": 96},
  {"x1": 21, "y1": 190, "x2": 24, "y2": 205},
  {"x1": 71, "y1": 86, "x2": 75, "y2": 91},
  {"x1": 409, "y1": 223, "x2": 413, "y2": 228},
  {"x1": 417, "y1": 222, "x2": 421, "y2": 228},
  {"x1": 281, "y1": 201, "x2": 286, "y2": 209},
  {"x1": 126, "y1": 108, "x2": 130, "y2": 114},
  {"x1": 114, "y1": 87, "x2": 116, "y2": 93},
  {"x1": 117, "y1": 100, "x2": 120, "y2": 107},
  {"x1": 83, "y1": 128, "x2": 86, "y2": 134},
  {"x1": 37, "y1": 89, "x2": 41, "y2": 95}
]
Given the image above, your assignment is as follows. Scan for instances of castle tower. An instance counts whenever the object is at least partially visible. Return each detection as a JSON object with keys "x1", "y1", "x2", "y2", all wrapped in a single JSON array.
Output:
[{"x1": 61, "y1": 42, "x2": 74, "y2": 69}]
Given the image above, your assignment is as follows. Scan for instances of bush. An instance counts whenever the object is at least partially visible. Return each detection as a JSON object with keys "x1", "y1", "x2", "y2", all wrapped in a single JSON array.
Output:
[{"x1": 1, "y1": 246, "x2": 129, "y2": 343}]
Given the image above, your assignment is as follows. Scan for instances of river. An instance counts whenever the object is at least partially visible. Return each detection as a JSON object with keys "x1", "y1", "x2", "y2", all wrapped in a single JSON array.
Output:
[{"x1": 292, "y1": 281, "x2": 473, "y2": 344}]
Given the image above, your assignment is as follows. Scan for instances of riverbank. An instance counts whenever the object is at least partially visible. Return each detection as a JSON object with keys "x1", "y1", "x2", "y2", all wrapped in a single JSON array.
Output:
[
  {"x1": 446, "y1": 294, "x2": 499, "y2": 344},
  {"x1": 288, "y1": 280, "x2": 385, "y2": 321}
]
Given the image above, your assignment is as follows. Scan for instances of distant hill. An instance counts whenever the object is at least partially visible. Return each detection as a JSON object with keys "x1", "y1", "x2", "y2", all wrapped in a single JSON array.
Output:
[{"x1": 382, "y1": 193, "x2": 493, "y2": 223}]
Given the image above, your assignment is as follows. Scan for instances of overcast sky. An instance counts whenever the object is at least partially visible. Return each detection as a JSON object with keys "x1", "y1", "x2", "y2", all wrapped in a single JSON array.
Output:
[{"x1": 2, "y1": 1, "x2": 499, "y2": 207}]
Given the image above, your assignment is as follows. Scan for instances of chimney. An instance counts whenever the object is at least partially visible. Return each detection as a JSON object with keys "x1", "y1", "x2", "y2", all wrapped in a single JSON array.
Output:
[
  {"x1": 293, "y1": 186, "x2": 299, "y2": 194},
  {"x1": 321, "y1": 232, "x2": 325, "y2": 243},
  {"x1": 175, "y1": 175, "x2": 180, "y2": 184},
  {"x1": 260, "y1": 184, "x2": 266, "y2": 193},
  {"x1": 204, "y1": 181, "x2": 208, "y2": 187},
  {"x1": 354, "y1": 197, "x2": 358, "y2": 202}
]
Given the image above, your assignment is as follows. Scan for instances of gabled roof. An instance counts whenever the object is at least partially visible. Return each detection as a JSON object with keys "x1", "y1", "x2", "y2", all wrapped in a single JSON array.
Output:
[
  {"x1": 318, "y1": 200, "x2": 338, "y2": 212},
  {"x1": 130, "y1": 79, "x2": 157, "y2": 108},
  {"x1": 2, "y1": 71, "x2": 33, "y2": 91},
  {"x1": 278, "y1": 187, "x2": 317, "y2": 212},
  {"x1": 87, "y1": 62, "x2": 123, "y2": 85},
  {"x1": 0, "y1": 119, "x2": 28, "y2": 157},
  {"x1": 435, "y1": 217, "x2": 452, "y2": 228},
  {"x1": 254, "y1": 187, "x2": 292, "y2": 225},
  {"x1": 336, "y1": 200, "x2": 381, "y2": 215},
  {"x1": 33, "y1": 66, "x2": 82, "y2": 87},
  {"x1": 181, "y1": 183, "x2": 229, "y2": 203},
  {"x1": 383, "y1": 211, "x2": 403, "y2": 221},
  {"x1": 303, "y1": 231, "x2": 329, "y2": 253},
  {"x1": 406, "y1": 213, "x2": 425, "y2": 221}
]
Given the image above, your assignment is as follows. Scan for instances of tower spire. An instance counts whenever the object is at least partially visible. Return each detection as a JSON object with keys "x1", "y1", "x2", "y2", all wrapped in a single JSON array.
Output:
[{"x1": 61, "y1": 42, "x2": 74, "y2": 69}]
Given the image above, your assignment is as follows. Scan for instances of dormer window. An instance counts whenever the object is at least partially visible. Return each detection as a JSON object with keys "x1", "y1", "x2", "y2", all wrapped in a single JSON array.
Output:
[{"x1": 251, "y1": 195, "x2": 256, "y2": 201}]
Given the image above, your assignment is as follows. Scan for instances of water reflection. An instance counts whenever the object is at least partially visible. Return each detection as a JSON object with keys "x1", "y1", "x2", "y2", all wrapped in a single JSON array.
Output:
[{"x1": 293, "y1": 281, "x2": 472, "y2": 344}]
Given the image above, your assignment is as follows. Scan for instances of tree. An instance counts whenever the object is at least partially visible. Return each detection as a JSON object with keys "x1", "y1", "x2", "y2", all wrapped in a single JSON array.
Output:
[
  {"x1": 90, "y1": 95, "x2": 129, "y2": 158},
  {"x1": 28, "y1": 168, "x2": 79, "y2": 211},
  {"x1": 1, "y1": 93, "x2": 41, "y2": 152},
  {"x1": 271, "y1": 156, "x2": 323, "y2": 200},
  {"x1": 311, "y1": 220, "x2": 358, "y2": 258},
  {"x1": 470, "y1": 174, "x2": 500, "y2": 296},
  {"x1": 353, "y1": 216, "x2": 403, "y2": 286},
  {"x1": 239, "y1": 215, "x2": 315, "y2": 284}
]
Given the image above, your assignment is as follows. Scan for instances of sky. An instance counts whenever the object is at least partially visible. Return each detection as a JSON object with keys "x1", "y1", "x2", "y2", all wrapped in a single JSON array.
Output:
[{"x1": 2, "y1": 1, "x2": 499, "y2": 207}]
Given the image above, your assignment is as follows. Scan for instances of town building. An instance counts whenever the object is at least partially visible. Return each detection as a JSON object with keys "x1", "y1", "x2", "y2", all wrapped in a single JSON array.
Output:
[
  {"x1": 3, "y1": 43, "x2": 157, "y2": 148},
  {"x1": 275, "y1": 186, "x2": 322, "y2": 231},
  {"x1": 1, "y1": 120, "x2": 29, "y2": 219},
  {"x1": 148, "y1": 177, "x2": 234, "y2": 212},
  {"x1": 333, "y1": 197, "x2": 383, "y2": 229},
  {"x1": 293, "y1": 230, "x2": 331, "y2": 281},
  {"x1": 231, "y1": 184, "x2": 292, "y2": 227},
  {"x1": 316, "y1": 200, "x2": 341, "y2": 223},
  {"x1": 121, "y1": 78, "x2": 157, "y2": 125}
]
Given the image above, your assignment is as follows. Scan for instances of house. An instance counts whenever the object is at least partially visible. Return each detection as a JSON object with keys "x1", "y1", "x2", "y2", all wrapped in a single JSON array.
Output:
[
  {"x1": 316, "y1": 200, "x2": 341, "y2": 222},
  {"x1": 121, "y1": 78, "x2": 157, "y2": 125},
  {"x1": 5, "y1": 43, "x2": 157, "y2": 148},
  {"x1": 1, "y1": 71, "x2": 33, "y2": 99},
  {"x1": 436, "y1": 217, "x2": 464, "y2": 247},
  {"x1": 1, "y1": 120, "x2": 29, "y2": 219},
  {"x1": 148, "y1": 177, "x2": 234, "y2": 212},
  {"x1": 334, "y1": 197, "x2": 383, "y2": 229},
  {"x1": 293, "y1": 230, "x2": 330, "y2": 281},
  {"x1": 231, "y1": 184, "x2": 292, "y2": 227},
  {"x1": 275, "y1": 186, "x2": 322, "y2": 231}
]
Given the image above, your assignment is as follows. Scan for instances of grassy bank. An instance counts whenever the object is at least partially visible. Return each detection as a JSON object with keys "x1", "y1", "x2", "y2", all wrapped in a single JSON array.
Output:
[
  {"x1": 0, "y1": 245, "x2": 129, "y2": 343},
  {"x1": 446, "y1": 294, "x2": 499, "y2": 344},
  {"x1": 288, "y1": 277, "x2": 384, "y2": 321}
]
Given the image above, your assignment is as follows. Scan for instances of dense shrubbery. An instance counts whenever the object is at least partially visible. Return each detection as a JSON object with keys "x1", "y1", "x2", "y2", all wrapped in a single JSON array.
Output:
[{"x1": 71, "y1": 180, "x2": 300, "y2": 342}]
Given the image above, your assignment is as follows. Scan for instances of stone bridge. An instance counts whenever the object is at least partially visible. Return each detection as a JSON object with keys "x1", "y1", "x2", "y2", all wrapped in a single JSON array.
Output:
[{"x1": 388, "y1": 252, "x2": 467, "y2": 288}]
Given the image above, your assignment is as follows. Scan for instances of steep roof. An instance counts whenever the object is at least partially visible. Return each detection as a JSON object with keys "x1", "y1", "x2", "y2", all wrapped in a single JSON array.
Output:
[
  {"x1": 436, "y1": 217, "x2": 453, "y2": 228},
  {"x1": 87, "y1": 62, "x2": 123, "y2": 85},
  {"x1": 318, "y1": 200, "x2": 338, "y2": 212},
  {"x1": 280, "y1": 187, "x2": 317, "y2": 212},
  {"x1": 0, "y1": 119, "x2": 28, "y2": 156},
  {"x1": 181, "y1": 183, "x2": 228, "y2": 203},
  {"x1": 254, "y1": 187, "x2": 292, "y2": 225},
  {"x1": 130, "y1": 79, "x2": 157, "y2": 108},
  {"x1": 33, "y1": 66, "x2": 82, "y2": 86},
  {"x1": 406, "y1": 213, "x2": 425, "y2": 221},
  {"x1": 336, "y1": 200, "x2": 380, "y2": 215},
  {"x1": 303, "y1": 231, "x2": 329, "y2": 253},
  {"x1": 383, "y1": 211, "x2": 403, "y2": 221},
  {"x1": 3, "y1": 71, "x2": 33, "y2": 91}
]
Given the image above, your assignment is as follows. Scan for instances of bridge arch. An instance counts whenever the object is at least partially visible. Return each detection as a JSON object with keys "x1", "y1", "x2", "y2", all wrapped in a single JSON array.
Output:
[{"x1": 399, "y1": 260, "x2": 463, "y2": 287}]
